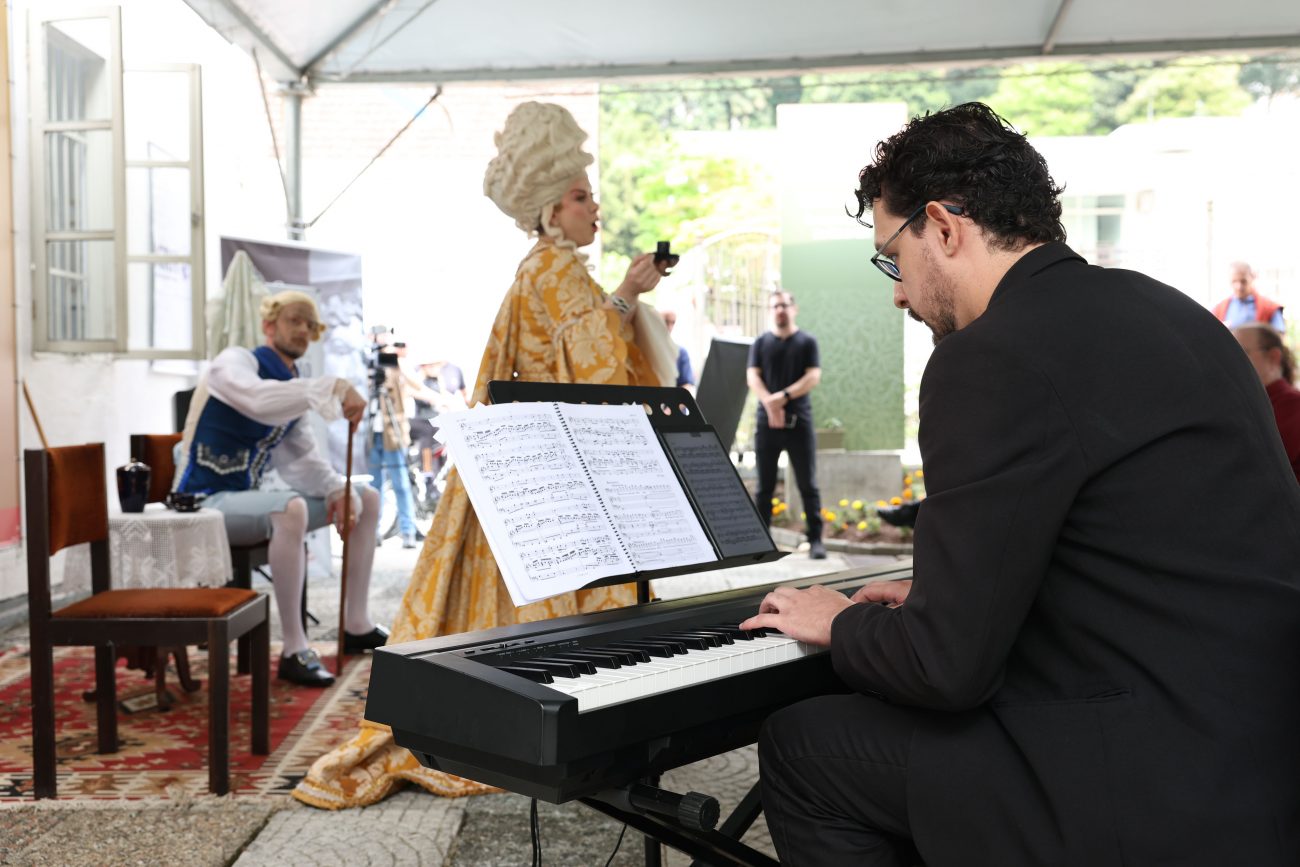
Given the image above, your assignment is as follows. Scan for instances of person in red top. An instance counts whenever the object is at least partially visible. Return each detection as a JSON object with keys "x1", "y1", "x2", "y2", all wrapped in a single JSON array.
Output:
[
  {"x1": 1234, "y1": 322, "x2": 1300, "y2": 483},
  {"x1": 1214, "y1": 261, "x2": 1285, "y2": 329}
]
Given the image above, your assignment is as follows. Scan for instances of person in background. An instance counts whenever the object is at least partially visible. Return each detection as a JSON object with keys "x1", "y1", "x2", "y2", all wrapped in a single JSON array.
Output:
[
  {"x1": 408, "y1": 359, "x2": 469, "y2": 507},
  {"x1": 748, "y1": 291, "x2": 826, "y2": 559},
  {"x1": 1213, "y1": 261, "x2": 1285, "y2": 330},
  {"x1": 418, "y1": 360, "x2": 469, "y2": 407},
  {"x1": 174, "y1": 290, "x2": 388, "y2": 687},
  {"x1": 1234, "y1": 322, "x2": 1300, "y2": 483},
  {"x1": 660, "y1": 309, "x2": 696, "y2": 393},
  {"x1": 367, "y1": 335, "x2": 435, "y2": 549},
  {"x1": 742, "y1": 102, "x2": 1300, "y2": 866},
  {"x1": 295, "y1": 100, "x2": 678, "y2": 809}
]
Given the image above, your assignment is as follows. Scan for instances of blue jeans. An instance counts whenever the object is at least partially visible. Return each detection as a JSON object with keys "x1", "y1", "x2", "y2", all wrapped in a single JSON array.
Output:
[{"x1": 368, "y1": 432, "x2": 416, "y2": 536}]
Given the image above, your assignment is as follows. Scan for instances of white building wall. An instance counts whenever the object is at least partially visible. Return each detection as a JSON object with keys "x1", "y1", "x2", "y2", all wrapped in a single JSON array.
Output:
[{"x1": 3, "y1": 0, "x2": 284, "y2": 603}]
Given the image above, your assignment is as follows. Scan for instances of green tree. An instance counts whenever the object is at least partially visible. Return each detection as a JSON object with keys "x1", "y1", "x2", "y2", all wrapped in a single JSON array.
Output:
[
  {"x1": 598, "y1": 91, "x2": 772, "y2": 284},
  {"x1": 1116, "y1": 62, "x2": 1251, "y2": 124},
  {"x1": 986, "y1": 63, "x2": 1112, "y2": 135},
  {"x1": 1239, "y1": 59, "x2": 1300, "y2": 104}
]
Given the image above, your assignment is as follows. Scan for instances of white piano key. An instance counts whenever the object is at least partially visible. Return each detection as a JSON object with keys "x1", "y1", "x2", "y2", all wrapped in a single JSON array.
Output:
[{"x1": 546, "y1": 632, "x2": 826, "y2": 713}]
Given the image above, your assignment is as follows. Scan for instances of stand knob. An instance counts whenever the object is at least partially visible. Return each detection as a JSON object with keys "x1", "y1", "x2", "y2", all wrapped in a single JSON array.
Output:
[
  {"x1": 677, "y1": 791, "x2": 720, "y2": 832},
  {"x1": 627, "y1": 783, "x2": 720, "y2": 832}
]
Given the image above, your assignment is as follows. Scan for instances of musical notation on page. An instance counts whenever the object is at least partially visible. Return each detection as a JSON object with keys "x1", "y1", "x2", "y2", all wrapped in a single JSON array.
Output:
[
  {"x1": 663, "y1": 430, "x2": 774, "y2": 558},
  {"x1": 436, "y1": 401, "x2": 758, "y2": 606},
  {"x1": 448, "y1": 407, "x2": 635, "y2": 599},
  {"x1": 563, "y1": 405, "x2": 714, "y2": 571}
]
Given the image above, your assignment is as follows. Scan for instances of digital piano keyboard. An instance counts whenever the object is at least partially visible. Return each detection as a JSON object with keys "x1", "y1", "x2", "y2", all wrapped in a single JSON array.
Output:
[{"x1": 365, "y1": 562, "x2": 912, "y2": 803}]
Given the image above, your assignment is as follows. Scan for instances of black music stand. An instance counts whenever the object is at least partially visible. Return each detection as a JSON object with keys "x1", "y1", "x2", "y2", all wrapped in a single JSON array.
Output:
[
  {"x1": 486, "y1": 380, "x2": 783, "y2": 601},
  {"x1": 487, "y1": 380, "x2": 780, "y2": 867}
]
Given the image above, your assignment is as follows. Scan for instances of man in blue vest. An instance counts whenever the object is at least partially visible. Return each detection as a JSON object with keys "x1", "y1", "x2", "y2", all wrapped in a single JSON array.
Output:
[{"x1": 175, "y1": 291, "x2": 388, "y2": 687}]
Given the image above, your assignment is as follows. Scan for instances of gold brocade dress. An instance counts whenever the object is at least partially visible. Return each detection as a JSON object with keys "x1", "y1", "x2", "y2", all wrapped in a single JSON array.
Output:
[{"x1": 292, "y1": 242, "x2": 656, "y2": 809}]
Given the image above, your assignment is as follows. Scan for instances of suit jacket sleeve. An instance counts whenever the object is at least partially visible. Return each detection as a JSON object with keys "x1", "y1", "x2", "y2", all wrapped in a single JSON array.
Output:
[{"x1": 830, "y1": 330, "x2": 1090, "y2": 710}]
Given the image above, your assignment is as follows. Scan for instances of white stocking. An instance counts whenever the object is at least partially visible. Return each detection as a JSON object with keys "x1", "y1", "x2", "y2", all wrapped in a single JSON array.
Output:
[
  {"x1": 269, "y1": 497, "x2": 310, "y2": 656},
  {"x1": 342, "y1": 485, "x2": 381, "y2": 635}
]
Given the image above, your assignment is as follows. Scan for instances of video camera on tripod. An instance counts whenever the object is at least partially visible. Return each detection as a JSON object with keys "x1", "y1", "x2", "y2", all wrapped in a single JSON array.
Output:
[{"x1": 366, "y1": 325, "x2": 402, "y2": 388}]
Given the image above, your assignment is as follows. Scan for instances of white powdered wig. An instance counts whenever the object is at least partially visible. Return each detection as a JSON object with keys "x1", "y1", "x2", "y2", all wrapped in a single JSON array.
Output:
[
  {"x1": 259, "y1": 290, "x2": 326, "y2": 340},
  {"x1": 484, "y1": 102, "x2": 594, "y2": 244}
]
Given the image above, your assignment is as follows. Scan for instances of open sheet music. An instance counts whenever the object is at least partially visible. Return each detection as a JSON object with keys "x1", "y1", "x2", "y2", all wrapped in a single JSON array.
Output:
[{"x1": 436, "y1": 402, "x2": 720, "y2": 605}]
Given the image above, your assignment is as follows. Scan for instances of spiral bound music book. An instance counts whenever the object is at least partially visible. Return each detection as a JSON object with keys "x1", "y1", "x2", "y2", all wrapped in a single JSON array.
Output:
[{"x1": 435, "y1": 383, "x2": 782, "y2": 606}]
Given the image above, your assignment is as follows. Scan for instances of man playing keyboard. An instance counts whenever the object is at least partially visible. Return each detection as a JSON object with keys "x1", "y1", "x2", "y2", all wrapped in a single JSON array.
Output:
[{"x1": 742, "y1": 103, "x2": 1300, "y2": 866}]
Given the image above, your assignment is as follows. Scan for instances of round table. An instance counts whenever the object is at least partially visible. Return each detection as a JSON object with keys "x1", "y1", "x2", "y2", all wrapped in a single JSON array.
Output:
[{"x1": 62, "y1": 504, "x2": 232, "y2": 591}]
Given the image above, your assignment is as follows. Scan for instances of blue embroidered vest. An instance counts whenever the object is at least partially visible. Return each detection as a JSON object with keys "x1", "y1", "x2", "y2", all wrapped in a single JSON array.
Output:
[{"x1": 177, "y1": 346, "x2": 299, "y2": 495}]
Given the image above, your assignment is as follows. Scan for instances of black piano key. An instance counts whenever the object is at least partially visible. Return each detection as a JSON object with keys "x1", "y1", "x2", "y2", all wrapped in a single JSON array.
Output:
[
  {"x1": 607, "y1": 640, "x2": 683, "y2": 658},
  {"x1": 591, "y1": 645, "x2": 651, "y2": 664},
  {"x1": 551, "y1": 651, "x2": 622, "y2": 669},
  {"x1": 499, "y1": 665, "x2": 554, "y2": 684},
  {"x1": 648, "y1": 634, "x2": 712, "y2": 651},
  {"x1": 690, "y1": 629, "x2": 736, "y2": 644},
  {"x1": 669, "y1": 630, "x2": 733, "y2": 646},
  {"x1": 632, "y1": 638, "x2": 692, "y2": 654},
  {"x1": 706, "y1": 625, "x2": 756, "y2": 640},
  {"x1": 530, "y1": 656, "x2": 598, "y2": 675},
  {"x1": 519, "y1": 659, "x2": 587, "y2": 678}
]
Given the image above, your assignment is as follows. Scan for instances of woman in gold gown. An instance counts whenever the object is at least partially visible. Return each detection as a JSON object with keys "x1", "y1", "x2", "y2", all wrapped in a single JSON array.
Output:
[{"x1": 293, "y1": 102, "x2": 676, "y2": 809}]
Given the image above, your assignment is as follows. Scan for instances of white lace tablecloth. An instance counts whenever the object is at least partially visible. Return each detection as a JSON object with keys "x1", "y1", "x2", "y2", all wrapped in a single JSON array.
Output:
[{"x1": 61, "y1": 504, "x2": 232, "y2": 591}]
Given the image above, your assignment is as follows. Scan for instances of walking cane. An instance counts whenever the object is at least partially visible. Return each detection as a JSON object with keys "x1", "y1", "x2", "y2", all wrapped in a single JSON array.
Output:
[{"x1": 336, "y1": 422, "x2": 355, "y2": 676}]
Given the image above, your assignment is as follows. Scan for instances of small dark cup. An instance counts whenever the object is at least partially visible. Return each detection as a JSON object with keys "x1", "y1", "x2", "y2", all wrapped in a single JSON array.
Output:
[
  {"x1": 165, "y1": 491, "x2": 203, "y2": 513},
  {"x1": 116, "y1": 460, "x2": 151, "y2": 513}
]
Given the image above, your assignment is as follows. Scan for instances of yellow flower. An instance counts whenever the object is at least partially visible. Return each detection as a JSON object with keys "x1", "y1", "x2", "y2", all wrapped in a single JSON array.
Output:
[
  {"x1": 915, "y1": 469, "x2": 924, "y2": 478},
  {"x1": 876, "y1": 499, "x2": 887, "y2": 508},
  {"x1": 773, "y1": 503, "x2": 787, "y2": 515},
  {"x1": 851, "y1": 499, "x2": 863, "y2": 510},
  {"x1": 771, "y1": 497, "x2": 781, "y2": 506},
  {"x1": 857, "y1": 520, "x2": 867, "y2": 530},
  {"x1": 890, "y1": 496, "x2": 902, "y2": 506},
  {"x1": 800, "y1": 511, "x2": 806, "y2": 521},
  {"x1": 838, "y1": 498, "x2": 849, "y2": 507},
  {"x1": 902, "y1": 487, "x2": 914, "y2": 500},
  {"x1": 903, "y1": 474, "x2": 913, "y2": 485}
]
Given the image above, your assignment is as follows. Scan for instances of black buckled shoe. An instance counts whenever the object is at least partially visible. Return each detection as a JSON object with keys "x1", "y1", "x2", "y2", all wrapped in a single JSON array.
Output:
[
  {"x1": 277, "y1": 649, "x2": 335, "y2": 687},
  {"x1": 343, "y1": 625, "x2": 390, "y2": 653}
]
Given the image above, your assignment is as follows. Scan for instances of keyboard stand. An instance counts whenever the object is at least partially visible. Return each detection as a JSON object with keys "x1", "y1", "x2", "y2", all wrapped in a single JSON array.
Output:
[{"x1": 581, "y1": 780, "x2": 776, "y2": 867}]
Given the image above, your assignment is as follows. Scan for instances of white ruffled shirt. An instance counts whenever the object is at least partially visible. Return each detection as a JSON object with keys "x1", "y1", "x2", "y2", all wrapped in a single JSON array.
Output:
[{"x1": 185, "y1": 347, "x2": 353, "y2": 504}]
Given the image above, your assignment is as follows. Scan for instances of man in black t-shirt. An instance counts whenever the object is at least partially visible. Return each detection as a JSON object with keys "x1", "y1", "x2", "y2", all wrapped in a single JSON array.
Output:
[{"x1": 747, "y1": 291, "x2": 826, "y2": 558}]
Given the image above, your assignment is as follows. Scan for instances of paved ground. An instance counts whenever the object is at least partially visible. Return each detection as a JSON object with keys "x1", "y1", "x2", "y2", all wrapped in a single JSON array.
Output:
[{"x1": 1, "y1": 530, "x2": 906, "y2": 866}]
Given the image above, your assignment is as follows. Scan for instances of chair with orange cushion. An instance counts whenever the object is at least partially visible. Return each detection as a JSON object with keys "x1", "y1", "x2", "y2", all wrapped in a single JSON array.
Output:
[
  {"x1": 25, "y1": 443, "x2": 270, "y2": 799},
  {"x1": 132, "y1": 432, "x2": 287, "y2": 676},
  {"x1": 127, "y1": 432, "x2": 202, "y2": 705}
]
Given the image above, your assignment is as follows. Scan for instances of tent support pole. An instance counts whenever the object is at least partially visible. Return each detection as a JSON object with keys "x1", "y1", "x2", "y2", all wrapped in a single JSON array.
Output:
[{"x1": 286, "y1": 90, "x2": 304, "y2": 241}]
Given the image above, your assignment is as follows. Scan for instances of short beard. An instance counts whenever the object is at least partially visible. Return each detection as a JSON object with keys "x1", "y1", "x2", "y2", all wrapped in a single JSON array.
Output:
[
  {"x1": 273, "y1": 336, "x2": 304, "y2": 360},
  {"x1": 916, "y1": 246, "x2": 959, "y2": 346}
]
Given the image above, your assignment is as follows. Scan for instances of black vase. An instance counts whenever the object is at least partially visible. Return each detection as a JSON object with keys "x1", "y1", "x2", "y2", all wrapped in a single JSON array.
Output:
[{"x1": 116, "y1": 459, "x2": 151, "y2": 513}]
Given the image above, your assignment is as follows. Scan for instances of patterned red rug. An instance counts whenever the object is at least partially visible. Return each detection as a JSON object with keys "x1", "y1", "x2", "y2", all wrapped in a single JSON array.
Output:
[{"x1": 0, "y1": 643, "x2": 370, "y2": 801}]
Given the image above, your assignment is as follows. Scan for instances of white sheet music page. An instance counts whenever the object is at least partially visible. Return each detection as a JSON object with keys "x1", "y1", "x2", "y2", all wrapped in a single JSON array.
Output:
[
  {"x1": 435, "y1": 401, "x2": 716, "y2": 605},
  {"x1": 436, "y1": 403, "x2": 632, "y2": 606},
  {"x1": 559, "y1": 403, "x2": 715, "y2": 572}
]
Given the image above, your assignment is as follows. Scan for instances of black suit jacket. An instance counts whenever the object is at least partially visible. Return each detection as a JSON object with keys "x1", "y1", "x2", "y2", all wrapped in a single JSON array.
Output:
[{"x1": 831, "y1": 243, "x2": 1300, "y2": 865}]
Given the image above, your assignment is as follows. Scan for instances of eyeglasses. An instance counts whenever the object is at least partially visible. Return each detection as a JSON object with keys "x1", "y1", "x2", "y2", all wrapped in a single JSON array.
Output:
[
  {"x1": 771, "y1": 303, "x2": 792, "y2": 310},
  {"x1": 283, "y1": 313, "x2": 321, "y2": 331},
  {"x1": 871, "y1": 202, "x2": 965, "y2": 282}
]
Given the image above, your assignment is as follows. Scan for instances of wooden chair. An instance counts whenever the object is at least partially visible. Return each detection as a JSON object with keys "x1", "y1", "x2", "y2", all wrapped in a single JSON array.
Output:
[
  {"x1": 134, "y1": 431, "x2": 306, "y2": 675},
  {"x1": 127, "y1": 433, "x2": 201, "y2": 706},
  {"x1": 25, "y1": 443, "x2": 270, "y2": 798}
]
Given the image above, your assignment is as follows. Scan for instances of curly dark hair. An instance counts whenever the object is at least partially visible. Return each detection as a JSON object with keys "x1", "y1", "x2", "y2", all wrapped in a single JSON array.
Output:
[{"x1": 853, "y1": 102, "x2": 1066, "y2": 252}]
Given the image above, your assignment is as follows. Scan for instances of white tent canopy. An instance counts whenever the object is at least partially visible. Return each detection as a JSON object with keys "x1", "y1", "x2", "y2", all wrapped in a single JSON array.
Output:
[{"x1": 180, "y1": 0, "x2": 1300, "y2": 86}]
